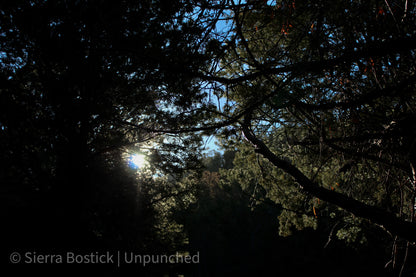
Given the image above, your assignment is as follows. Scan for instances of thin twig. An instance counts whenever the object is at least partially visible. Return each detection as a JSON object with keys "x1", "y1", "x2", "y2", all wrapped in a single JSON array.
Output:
[{"x1": 324, "y1": 221, "x2": 341, "y2": 248}]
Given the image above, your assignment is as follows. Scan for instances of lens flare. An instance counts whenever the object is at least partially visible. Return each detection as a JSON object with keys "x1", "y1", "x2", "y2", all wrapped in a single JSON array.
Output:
[{"x1": 129, "y1": 154, "x2": 147, "y2": 169}]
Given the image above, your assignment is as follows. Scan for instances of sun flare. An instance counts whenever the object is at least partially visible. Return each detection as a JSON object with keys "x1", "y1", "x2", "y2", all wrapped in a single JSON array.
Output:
[{"x1": 130, "y1": 154, "x2": 147, "y2": 169}]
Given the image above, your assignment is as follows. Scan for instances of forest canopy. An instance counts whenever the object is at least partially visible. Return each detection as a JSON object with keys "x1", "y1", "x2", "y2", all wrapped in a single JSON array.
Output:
[{"x1": 1, "y1": 0, "x2": 416, "y2": 275}]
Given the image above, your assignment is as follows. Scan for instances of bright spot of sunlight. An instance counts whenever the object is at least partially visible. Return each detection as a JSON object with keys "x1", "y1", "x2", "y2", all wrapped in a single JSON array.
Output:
[{"x1": 129, "y1": 153, "x2": 147, "y2": 169}]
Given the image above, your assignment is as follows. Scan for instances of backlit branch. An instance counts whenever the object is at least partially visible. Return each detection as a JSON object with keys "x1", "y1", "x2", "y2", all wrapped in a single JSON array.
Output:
[{"x1": 241, "y1": 113, "x2": 416, "y2": 242}]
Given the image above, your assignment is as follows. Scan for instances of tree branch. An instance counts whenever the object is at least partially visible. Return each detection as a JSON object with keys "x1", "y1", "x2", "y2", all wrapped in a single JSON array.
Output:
[
  {"x1": 198, "y1": 38, "x2": 416, "y2": 84},
  {"x1": 241, "y1": 117, "x2": 416, "y2": 242},
  {"x1": 295, "y1": 74, "x2": 416, "y2": 111}
]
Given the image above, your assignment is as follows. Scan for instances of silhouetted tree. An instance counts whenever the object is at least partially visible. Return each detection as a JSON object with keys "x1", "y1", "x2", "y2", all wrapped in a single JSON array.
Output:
[
  {"x1": 198, "y1": 0, "x2": 416, "y2": 245},
  {"x1": 0, "y1": 0, "x2": 210, "y2": 260}
]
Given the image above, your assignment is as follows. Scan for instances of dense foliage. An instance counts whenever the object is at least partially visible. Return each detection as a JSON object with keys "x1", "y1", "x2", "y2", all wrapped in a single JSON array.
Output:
[
  {"x1": 0, "y1": 1, "x2": 210, "y2": 273},
  {"x1": 197, "y1": 1, "x2": 416, "y2": 273},
  {"x1": 1, "y1": 0, "x2": 416, "y2": 275}
]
